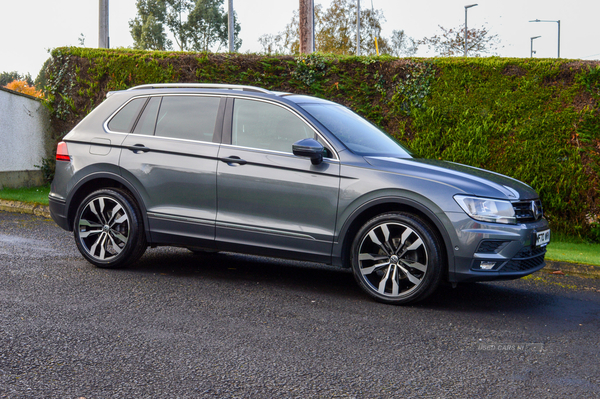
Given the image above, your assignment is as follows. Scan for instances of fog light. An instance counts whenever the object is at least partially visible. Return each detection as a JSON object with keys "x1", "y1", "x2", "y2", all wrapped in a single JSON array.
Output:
[{"x1": 479, "y1": 261, "x2": 496, "y2": 270}]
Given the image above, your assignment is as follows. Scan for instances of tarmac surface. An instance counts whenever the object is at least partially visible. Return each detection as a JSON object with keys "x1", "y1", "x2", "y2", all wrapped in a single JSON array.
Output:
[{"x1": 1, "y1": 210, "x2": 599, "y2": 397}]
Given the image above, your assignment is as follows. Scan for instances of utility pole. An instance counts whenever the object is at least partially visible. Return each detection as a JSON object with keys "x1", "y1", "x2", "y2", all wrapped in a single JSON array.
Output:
[
  {"x1": 299, "y1": 0, "x2": 314, "y2": 54},
  {"x1": 356, "y1": 0, "x2": 361, "y2": 55},
  {"x1": 99, "y1": 0, "x2": 109, "y2": 48},
  {"x1": 228, "y1": 0, "x2": 234, "y2": 52}
]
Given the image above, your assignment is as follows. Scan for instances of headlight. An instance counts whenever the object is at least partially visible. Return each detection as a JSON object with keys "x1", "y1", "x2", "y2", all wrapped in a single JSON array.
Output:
[{"x1": 454, "y1": 195, "x2": 516, "y2": 224}]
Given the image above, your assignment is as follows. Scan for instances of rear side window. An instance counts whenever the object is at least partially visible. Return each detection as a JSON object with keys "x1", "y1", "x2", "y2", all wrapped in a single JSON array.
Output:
[
  {"x1": 133, "y1": 97, "x2": 161, "y2": 136},
  {"x1": 107, "y1": 98, "x2": 147, "y2": 133},
  {"x1": 155, "y1": 96, "x2": 221, "y2": 142}
]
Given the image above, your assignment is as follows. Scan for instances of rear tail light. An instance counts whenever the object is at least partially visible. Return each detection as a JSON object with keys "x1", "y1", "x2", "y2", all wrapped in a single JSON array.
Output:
[{"x1": 56, "y1": 141, "x2": 70, "y2": 162}]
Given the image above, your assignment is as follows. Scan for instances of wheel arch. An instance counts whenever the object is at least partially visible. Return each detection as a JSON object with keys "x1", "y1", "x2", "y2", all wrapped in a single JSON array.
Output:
[
  {"x1": 65, "y1": 172, "x2": 151, "y2": 242},
  {"x1": 334, "y1": 197, "x2": 454, "y2": 280}
]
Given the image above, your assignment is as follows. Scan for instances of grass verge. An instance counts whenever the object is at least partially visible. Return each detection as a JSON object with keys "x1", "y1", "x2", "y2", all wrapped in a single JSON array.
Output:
[
  {"x1": 1, "y1": 184, "x2": 599, "y2": 267},
  {"x1": 0, "y1": 184, "x2": 50, "y2": 206},
  {"x1": 545, "y1": 241, "x2": 600, "y2": 267}
]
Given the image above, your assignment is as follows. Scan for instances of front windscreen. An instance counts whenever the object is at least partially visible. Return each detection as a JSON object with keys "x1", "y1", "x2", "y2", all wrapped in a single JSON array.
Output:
[{"x1": 300, "y1": 103, "x2": 412, "y2": 158}]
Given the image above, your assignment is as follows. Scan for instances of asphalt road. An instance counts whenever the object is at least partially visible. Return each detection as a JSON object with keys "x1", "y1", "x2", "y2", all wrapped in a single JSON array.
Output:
[{"x1": 1, "y1": 211, "x2": 599, "y2": 398}]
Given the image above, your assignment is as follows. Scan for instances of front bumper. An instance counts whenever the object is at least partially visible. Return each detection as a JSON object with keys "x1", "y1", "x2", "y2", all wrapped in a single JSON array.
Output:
[{"x1": 448, "y1": 213, "x2": 550, "y2": 283}]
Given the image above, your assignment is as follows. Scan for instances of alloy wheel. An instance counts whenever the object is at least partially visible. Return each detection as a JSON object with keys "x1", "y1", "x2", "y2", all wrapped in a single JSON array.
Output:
[
  {"x1": 77, "y1": 196, "x2": 130, "y2": 262},
  {"x1": 357, "y1": 221, "x2": 429, "y2": 298}
]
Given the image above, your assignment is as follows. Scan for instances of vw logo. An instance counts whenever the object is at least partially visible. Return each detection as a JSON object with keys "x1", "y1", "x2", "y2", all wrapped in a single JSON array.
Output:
[{"x1": 531, "y1": 201, "x2": 541, "y2": 220}]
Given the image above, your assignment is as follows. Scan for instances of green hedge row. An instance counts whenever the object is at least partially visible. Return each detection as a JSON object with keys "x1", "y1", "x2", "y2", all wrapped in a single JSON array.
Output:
[{"x1": 42, "y1": 47, "x2": 600, "y2": 240}]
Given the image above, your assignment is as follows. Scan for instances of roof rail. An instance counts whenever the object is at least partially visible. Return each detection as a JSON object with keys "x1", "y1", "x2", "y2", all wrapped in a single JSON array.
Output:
[{"x1": 128, "y1": 83, "x2": 272, "y2": 94}]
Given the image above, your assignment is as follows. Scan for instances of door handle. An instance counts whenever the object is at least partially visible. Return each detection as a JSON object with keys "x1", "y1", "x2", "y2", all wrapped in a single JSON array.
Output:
[
  {"x1": 220, "y1": 156, "x2": 247, "y2": 166},
  {"x1": 129, "y1": 144, "x2": 150, "y2": 153}
]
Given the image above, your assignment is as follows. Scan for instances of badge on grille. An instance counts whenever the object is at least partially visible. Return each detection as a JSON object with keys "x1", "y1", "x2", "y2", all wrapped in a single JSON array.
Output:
[{"x1": 531, "y1": 201, "x2": 541, "y2": 220}]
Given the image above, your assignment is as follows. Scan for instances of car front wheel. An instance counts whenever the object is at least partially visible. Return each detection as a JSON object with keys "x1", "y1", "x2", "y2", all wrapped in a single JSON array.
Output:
[
  {"x1": 350, "y1": 212, "x2": 444, "y2": 305},
  {"x1": 73, "y1": 188, "x2": 146, "y2": 268}
]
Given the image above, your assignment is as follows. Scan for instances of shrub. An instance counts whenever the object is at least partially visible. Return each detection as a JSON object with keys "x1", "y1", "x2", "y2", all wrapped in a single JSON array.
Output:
[{"x1": 4, "y1": 80, "x2": 44, "y2": 98}]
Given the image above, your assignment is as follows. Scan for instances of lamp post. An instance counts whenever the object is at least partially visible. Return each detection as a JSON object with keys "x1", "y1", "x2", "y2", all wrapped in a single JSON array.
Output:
[
  {"x1": 464, "y1": 4, "x2": 478, "y2": 57},
  {"x1": 529, "y1": 19, "x2": 560, "y2": 58},
  {"x1": 530, "y1": 36, "x2": 541, "y2": 58}
]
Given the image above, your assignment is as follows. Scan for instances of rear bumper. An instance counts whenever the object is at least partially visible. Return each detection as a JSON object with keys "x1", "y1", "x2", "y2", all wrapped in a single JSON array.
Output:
[{"x1": 49, "y1": 195, "x2": 70, "y2": 231}]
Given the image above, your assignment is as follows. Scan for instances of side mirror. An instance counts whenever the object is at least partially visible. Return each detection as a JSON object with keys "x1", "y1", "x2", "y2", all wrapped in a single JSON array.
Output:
[{"x1": 292, "y1": 138, "x2": 324, "y2": 165}]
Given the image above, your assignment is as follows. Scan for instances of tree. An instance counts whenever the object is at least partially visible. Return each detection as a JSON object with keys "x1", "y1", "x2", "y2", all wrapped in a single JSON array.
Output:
[
  {"x1": 420, "y1": 25, "x2": 500, "y2": 57},
  {"x1": 186, "y1": 0, "x2": 241, "y2": 51},
  {"x1": 164, "y1": 0, "x2": 194, "y2": 50},
  {"x1": 129, "y1": 0, "x2": 241, "y2": 52},
  {"x1": 325, "y1": 0, "x2": 391, "y2": 56},
  {"x1": 258, "y1": 33, "x2": 285, "y2": 55},
  {"x1": 389, "y1": 30, "x2": 418, "y2": 57},
  {"x1": 129, "y1": 0, "x2": 172, "y2": 50},
  {"x1": 259, "y1": 0, "x2": 390, "y2": 56},
  {"x1": 259, "y1": 8, "x2": 302, "y2": 55},
  {"x1": 4, "y1": 80, "x2": 44, "y2": 98},
  {"x1": 0, "y1": 71, "x2": 33, "y2": 87}
]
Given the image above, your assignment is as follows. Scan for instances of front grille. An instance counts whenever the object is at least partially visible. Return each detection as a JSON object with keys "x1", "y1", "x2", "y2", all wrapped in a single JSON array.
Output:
[
  {"x1": 500, "y1": 246, "x2": 546, "y2": 273},
  {"x1": 513, "y1": 200, "x2": 543, "y2": 223}
]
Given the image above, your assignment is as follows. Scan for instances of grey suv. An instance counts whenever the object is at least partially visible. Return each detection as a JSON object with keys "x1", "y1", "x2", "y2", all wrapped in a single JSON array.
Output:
[{"x1": 49, "y1": 83, "x2": 550, "y2": 304}]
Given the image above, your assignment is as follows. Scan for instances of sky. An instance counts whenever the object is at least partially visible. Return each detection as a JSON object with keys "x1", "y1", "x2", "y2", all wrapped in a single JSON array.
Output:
[{"x1": 1, "y1": 0, "x2": 599, "y2": 79}]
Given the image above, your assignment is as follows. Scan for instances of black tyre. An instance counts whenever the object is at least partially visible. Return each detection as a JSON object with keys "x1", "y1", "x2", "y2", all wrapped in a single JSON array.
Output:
[
  {"x1": 350, "y1": 212, "x2": 444, "y2": 305},
  {"x1": 73, "y1": 188, "x2": 147, "y2": 268}
]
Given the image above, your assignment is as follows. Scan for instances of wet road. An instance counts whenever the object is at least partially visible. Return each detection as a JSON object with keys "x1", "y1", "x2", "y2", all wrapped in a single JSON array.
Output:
[{"x1": 1, "y1": 211, "x2": 599, "y2": 398}]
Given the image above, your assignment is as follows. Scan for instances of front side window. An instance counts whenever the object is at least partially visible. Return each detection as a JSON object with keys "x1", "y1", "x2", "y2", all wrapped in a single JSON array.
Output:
[
  {"x1": 154, "y1": 96, "x2": 221, "y2": 142},
  {"x1": 300, "y1": 103, "x2": 412, "y2": 158},
  {"x1": 232, "y1": 99, "x2": 313, "y2": 153}
]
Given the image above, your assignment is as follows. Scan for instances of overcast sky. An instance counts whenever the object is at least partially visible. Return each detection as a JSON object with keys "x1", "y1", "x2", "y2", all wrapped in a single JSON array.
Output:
[{"x1": 1, "y1": 0, "x2": 599, "y2": 79}]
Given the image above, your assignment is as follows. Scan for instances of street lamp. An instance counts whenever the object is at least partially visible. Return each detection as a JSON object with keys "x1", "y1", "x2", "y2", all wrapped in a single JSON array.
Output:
[
  {"x1": 530, "y1": 36, "x2": 541, "y2": 58},
  {"x1": 464, "y1": 4, "x2": 478, "y2": 57},
  {"x1": 529, "y1": 19, "x2": 560, "y2": 58}
]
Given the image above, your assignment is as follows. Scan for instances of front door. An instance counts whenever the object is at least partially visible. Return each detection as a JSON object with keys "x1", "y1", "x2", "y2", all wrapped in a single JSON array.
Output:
[{"x1": 215, "y1": 98, "x2": 340, "y2": 262}]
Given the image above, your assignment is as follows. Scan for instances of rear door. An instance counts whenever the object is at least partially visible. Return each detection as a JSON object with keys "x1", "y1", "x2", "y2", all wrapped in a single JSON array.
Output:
[
  {"x1": 118, "y1": 94, "x2": 225, "y2": 247},
  {"x1": 215, "y1": 97, "x2": 340, "y2": 262}
]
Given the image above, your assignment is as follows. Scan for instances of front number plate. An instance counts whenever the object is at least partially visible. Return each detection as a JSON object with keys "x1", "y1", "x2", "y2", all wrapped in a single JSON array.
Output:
[{"x1": 535, "y1": 229, "x2": 551, "y2": 247}]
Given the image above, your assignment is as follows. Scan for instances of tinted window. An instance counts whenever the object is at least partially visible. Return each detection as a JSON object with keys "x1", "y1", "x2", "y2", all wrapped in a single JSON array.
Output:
[
  {"x1": 133, "y1": 97, "x2": 161, "y2": 136},
  {"x1": 232, "y1": 99, "x2": 313, "y2": 153},
  {"x1": 300, "y1": 104, "x2": 412, "y2": 158},
  {"x1": 107, "y1": 98, "x2": 147, "y2": 133},
  {"x1": 155, "y1": 96, "x2": 220, "y2": 142}
]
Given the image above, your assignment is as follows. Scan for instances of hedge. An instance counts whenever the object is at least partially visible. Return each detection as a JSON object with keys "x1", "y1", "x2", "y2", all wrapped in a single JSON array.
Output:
[{"x1": 41, "y1": 47, "x2": 600, "y2": 240}]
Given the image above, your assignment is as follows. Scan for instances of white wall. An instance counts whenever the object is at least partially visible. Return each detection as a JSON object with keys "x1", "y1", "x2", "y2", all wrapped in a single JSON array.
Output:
[{"x1": 0, "y1": 87, "x2": 50, "y2": 172}]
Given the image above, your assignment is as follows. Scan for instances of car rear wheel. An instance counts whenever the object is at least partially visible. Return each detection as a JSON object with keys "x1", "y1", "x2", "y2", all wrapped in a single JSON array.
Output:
[
  {"x1": 350, "y1": 212, "x2": 443, "y2": 305},
  {"x1": 74, "y1": 188, "x2": 146, "y2": 268}
]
